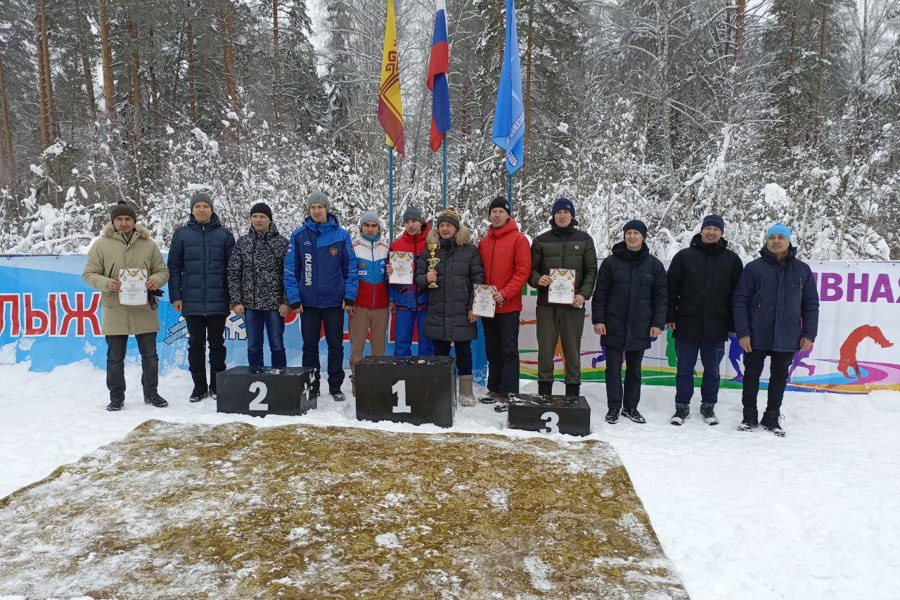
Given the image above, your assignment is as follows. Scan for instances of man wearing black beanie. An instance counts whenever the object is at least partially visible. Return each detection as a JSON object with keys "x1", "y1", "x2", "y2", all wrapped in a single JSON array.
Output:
[
  {"x1": 592, "y1": 219, "x2": 667, "y2": 424},
  {"x1": 666, "y1": 214, "x2": 743, "y2": 426}
]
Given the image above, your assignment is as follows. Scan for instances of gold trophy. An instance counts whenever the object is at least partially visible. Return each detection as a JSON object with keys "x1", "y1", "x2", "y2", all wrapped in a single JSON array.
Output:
[{"x1": 426, "y1": 243, "x2": 440, "y2": 288}]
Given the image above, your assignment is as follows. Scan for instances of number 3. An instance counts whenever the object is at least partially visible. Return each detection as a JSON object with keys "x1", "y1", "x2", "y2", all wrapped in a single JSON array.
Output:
[
  {"x1": 249, "y1": 381, "x2": 268, "y2": 411},
  {"x1": 540, "y1": 411, "x2": 559, "y2": 434}
]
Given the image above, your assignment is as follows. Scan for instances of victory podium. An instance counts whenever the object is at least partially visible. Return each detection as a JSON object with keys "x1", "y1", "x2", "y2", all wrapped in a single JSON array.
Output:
[
  {"x1": 507, "y1": 394, "x2": 591, "y2": 437},
  {"x1": 355, "y1": 356, "x2": 456, "y2": 427},
  {"x1": 217, "y1": 366, "x2": 317, "y2": 417}
]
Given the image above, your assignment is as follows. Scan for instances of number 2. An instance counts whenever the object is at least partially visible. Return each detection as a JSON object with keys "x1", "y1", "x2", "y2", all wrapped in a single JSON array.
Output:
[
  {"x1": 540, "y1": 411, "x2": 559, "y2": 434},
  {"x1": 392, "y1": 380, "x2": 411, "y2": 414},
  {"x1": 249, "y1": 381, "x2": 268, "y2": 411}
]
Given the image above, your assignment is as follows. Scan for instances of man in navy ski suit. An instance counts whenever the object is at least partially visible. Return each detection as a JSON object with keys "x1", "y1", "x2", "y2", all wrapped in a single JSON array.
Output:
[{"x1": 284, "y1": 192, "x2": 358, "y2": 401}]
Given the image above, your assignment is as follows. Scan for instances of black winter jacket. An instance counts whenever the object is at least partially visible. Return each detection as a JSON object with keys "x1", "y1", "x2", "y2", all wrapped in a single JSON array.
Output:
[
  {"x1": 415, "y1": 227, "x2": 485, "y2": 342},
  {"x1": 529, "y1": 224, "x2": 598, "y2": 306},
  {"x1": 227, "y1": 223, "x2": 290, "y2": 311},
  {"x1": 732, "y1": 245, "x2": 819, "y2": 352},
  {"x1": 666, "y1": 234, "x2": 744, "y2": 342},
  {"x1": 591, "y1": 242, "x2": 667, "y2": 351},
  {"x1": 167, "y1": 213, "x2": 236, "y2": 315}
]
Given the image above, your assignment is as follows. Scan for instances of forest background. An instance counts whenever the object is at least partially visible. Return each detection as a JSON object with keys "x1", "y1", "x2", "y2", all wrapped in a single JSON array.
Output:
[{"x1": 0, "y1": 0, "x2": 898, "y2": 260}]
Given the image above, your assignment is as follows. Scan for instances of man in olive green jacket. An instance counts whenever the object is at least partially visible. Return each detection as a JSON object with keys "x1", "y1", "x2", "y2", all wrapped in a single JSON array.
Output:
[
  {"x1": 529, "y1": 198, "x2": 598, "y2": 397},
  {"x1": 83, "y1": 201, "x2": 170, "y2": 411}
]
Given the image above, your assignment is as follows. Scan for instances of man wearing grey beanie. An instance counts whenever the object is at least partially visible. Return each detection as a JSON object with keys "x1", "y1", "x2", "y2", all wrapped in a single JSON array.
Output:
[
  {"x1": 348, "y1": 210, "x2": 391, "y2": 396},
  {"x1": 284, "y1": 191, "x2": 358, "y2": 402}
]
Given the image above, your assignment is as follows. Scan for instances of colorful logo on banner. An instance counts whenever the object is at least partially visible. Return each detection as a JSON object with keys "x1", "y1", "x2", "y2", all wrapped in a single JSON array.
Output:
[{"x1": 2, "y1": 256, "x2": 899, "y2": 394}]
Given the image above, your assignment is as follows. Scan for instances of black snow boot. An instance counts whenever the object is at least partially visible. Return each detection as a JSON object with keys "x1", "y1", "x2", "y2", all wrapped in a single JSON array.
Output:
[
  {"x1": 106, "y1": 397, "x2": 124, "y2": 412},
  {"x1": 208, "y1": 370, "x2": 223, "y2": 400},
  {"x1": 738, "y1": 407, "x2": 759, "y2": 431},
  {"x1": 537, "y1": 381, "x2": 553, "y2": 398},
  {"x1": 700, "y1": 402, "x2": 719, "y2": 425},
  {"x1": 144, "y1": 393, "x2": 169, "y2": 408},
  {"x1": 760, "y1": 409, "x2": 786, "y2": 437},
  {"x1": 670, "y1": 403, "x2": 690, "y2": 426},
  {"x1": 621, "y1": 407, "x2": 647, "y2": 424},
  {"x1": 605, "y1": 408, "x2": 619, "y2": 424},
  {"x1": 190, "y1": 372, "x2": 208, "y2": 402},
  {"x1": 565, "y1": 383, "x2": 580, "y2": 398}
]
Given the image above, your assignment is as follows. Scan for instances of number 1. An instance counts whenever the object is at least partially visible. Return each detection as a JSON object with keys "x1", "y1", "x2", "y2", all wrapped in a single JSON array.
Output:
[{"x1": 392, "y1": 380, "x2": 411, "y2": 414}]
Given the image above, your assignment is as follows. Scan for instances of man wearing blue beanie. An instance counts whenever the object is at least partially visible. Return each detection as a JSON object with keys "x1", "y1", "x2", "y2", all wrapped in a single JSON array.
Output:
[
  {"x1": 529, "y1": 197, "x2": 598, "y2": 398},
  {"x1": 732, "y1": 222, "x2": 820, "y2": 436}
]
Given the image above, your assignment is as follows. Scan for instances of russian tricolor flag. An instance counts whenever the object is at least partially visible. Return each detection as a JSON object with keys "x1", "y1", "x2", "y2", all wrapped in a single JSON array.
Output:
[{"x1": 427, "y1": 0, "x2": 451, "y2": 152}]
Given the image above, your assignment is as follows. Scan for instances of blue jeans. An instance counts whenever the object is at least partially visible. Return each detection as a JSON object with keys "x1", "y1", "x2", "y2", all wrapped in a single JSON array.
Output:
[
  {"x1": 393, "y1": 308, "x2": 433, "y2": 356},
  {"x1": 301, "y1": 306, "x2": 345, "y2": 393},
  {"x1": 674, "y1": 338, "x2": 725, "y2": 405},
  {"x1": 244, "y1": 309, "x2": 286, "y2": 369}
]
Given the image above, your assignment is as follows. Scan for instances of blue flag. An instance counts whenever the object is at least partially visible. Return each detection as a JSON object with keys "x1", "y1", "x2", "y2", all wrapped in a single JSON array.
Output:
[{"x1": 491, "y1": 0, "x2": 525, "y2": 175}]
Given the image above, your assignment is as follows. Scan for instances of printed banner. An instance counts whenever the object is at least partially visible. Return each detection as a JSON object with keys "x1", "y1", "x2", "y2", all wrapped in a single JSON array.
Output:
[{"x1": 2, "y1": 256, "x2": 898, "y2": 394}]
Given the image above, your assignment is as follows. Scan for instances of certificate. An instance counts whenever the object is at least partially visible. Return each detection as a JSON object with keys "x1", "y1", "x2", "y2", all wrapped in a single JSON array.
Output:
[
  {"x1": 389, "y1": 251, "x2": 414, "y2": 285},
  {"x1": 119, "y1": 268, "x2": 148, "y2": 306},
  {"x1": 548, "y1": 268, "x2": 576, "y2": 304},
  {"x1": 472, "y1": 284, "x2": 497, "y2": 318}
]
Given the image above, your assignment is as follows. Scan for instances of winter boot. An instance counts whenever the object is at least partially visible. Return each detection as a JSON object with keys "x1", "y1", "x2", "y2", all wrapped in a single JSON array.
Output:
[
  {"x1": 144, "y1": 393, "x2": 169, "y2": 408},
  {"x1": 621, "y1": 407, "x2": 647, "y2": 424},
  {"x1": 189, "y1": 372, "x2": 208, "y2": 403},
  {"x1": 700, "y1": 402, "x2": 719, "y2": 425},
  {"x1": 208, "y1": 370, "x2": 223, "y2": 400},
  {"x1": 760, "y1": 409, "x2": 786, "y2": 437},
  {"x1": 458, "y1": 375, "x2": 476, "y2": 406},
  {"x1": 332, "y1": 389, "x2": 346, "y2": 402},
  {"x1": 737, "y1": 407, "x2": 759, "y2": 431},
  {"x1": 479, "y1": 390, "x2": 501, "y2": 404},
  {"x1": 106, "y1": 397, "x2": 124, "y2": 412},
  {"x1": 537, "y1": 381, "x2": 553, "y2": 399},
  {"x1": 565, "y1": 383, "x2": 581, "y2": 398},
  {"x1": 670, "y1": 403, "x2": 690, "y2": 426},
  {"x1": 605, "y1": 408, "x2": 619, "y2": 424}
]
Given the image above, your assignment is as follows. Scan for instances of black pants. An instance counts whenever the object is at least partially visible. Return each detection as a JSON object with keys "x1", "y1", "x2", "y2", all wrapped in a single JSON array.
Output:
[
  {"x1": 605, "y1": 347, "x2": 645, "y2": 411},
  {"x1": 185, "y1": 315, "x2": 227, "y2": 379},
  {"x1": 482, "y1": 311, "x2": 520, "y2": 394},
  {"x1": 742, "y1": 349, "x2": 793, "y2": 412},
  {"x1": 301, "y1": 306, "x2": 345, "y2": 393},
  {"x1": 433, "y1": 339, "x2": 473, "y2": 376},
  {"x1": 106, "y1": 332, "x2": 158, "y2": 400}
]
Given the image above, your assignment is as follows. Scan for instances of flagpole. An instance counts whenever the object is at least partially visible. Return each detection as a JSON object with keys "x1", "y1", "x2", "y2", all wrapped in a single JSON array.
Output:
[
  {"x1": 442, "y1": 140, "x2": 447, "y2": 209},
  {"x1": 508, "y1": 173, "x2": 513, "y2": 214},
  {"x1": 388, "y1": 146, "x2": 395, "y2": 243}
]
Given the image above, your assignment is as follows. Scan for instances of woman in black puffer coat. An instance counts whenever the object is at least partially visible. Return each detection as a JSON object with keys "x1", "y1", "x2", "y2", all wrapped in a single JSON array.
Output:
[{"x1": 415, "y1": 208, "x2": 485, "y2": 406}]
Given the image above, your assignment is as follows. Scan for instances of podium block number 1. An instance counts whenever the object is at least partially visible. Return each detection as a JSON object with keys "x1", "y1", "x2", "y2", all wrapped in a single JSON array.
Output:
[
  {"x1": 249, "y1": 381, "x2": 269, "y2": 412},
  {"x1": 392, "y1": 380, "x2": 411, "y2": 414}
]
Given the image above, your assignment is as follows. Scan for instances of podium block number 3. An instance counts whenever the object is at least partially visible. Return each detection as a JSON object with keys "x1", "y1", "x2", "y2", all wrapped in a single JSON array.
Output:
[
  {"x1": 392, "y1": 380, "x2": 411, "y2": 414},
  {"x1": 540, "y1": 411, "x2": 559, "y2": 434},
  {"x1": 249, "y1": 381, "x2": 269, "y2": 411}
]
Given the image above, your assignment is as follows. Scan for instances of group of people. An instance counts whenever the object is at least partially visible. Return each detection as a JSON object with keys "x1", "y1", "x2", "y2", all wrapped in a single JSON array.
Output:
[{"x1": 83, "y1": 192, "x2": 820, "y2": 437}]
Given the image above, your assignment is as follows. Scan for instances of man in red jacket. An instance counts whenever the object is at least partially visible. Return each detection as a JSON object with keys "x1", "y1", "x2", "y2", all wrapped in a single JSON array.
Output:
[
  {"x1": 477, "y1": 197, "x2": 532, "y2": 402},
  {"x1": 387, "y1": 206, "x2": 434, "y2": 356}
]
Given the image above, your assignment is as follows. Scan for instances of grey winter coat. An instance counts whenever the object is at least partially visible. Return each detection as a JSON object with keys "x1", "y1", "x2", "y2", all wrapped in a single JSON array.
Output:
[
  {"x1": 227, "y1": 223, "x2": 290, "y2": 311},
  {"x1": 415, "y1": 227, "x2": 485, "y2": 342}
]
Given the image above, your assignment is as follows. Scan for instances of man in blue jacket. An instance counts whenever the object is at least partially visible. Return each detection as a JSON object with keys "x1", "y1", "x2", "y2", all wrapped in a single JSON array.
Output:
[
  {"x1": 168, "y1": 190, "x2": 236, "y2": 402},
  {"x1": 284, "y1": 192, "x2": 358, "y2": 402},
  {"x1": 732, "y1": 223, "x2": 820, "y2": 436}
]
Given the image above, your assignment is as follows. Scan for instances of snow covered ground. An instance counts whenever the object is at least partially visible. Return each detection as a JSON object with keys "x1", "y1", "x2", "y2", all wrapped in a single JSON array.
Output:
[{"x1": 1, "y1": 361, "x2": 899, "y2": 600}]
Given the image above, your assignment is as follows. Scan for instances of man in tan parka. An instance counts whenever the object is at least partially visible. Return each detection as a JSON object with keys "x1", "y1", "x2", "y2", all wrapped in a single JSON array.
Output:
[{"x1": 83, "y1": 201, "x2": 170, "y2": 411}]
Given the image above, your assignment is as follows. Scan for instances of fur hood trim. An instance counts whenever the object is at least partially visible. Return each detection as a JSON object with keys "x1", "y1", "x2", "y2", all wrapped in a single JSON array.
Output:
[{"x1": 426, "y1": 225, "x2": 471, "y2": 247}]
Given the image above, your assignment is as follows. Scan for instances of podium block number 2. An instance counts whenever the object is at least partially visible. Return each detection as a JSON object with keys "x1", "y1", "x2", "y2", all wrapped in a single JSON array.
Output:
[
  {"x1": 249, "y1": 381, "x2": 269, "y2": 412},
  {"x1": 540, "y1": 411, "x2": 559, "y2": 434},
  {"x1": 392, "y1": 380, "x2": 411, "y2": 414}
]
